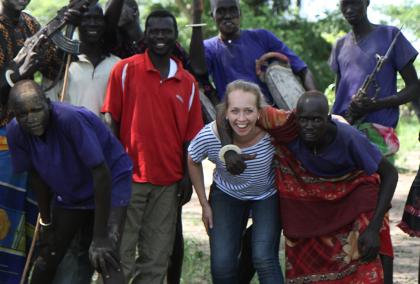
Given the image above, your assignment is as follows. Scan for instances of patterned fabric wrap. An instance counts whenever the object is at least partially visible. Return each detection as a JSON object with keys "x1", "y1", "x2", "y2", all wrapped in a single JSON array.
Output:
[
  {"x1": 0, "y1": 127, "x2": 38, "y2": 284},
  {"x1": 256, "y1": 109, "x2": 393, "y2": 283},
  {"x1": 357, "y1": 122, "x2": 400, "y2": 163},
  {"x1": 398, "y1": 167, "x2": 420, "y2": 237},
  {"x1": 275, "y1": 145, "x2": 392, "y2": 283}
]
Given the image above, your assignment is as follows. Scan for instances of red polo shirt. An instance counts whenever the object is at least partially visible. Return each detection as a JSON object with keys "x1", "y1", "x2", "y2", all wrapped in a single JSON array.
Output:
[{"x1": 102, "y1": 52, "x2": 203, "y2": 185}]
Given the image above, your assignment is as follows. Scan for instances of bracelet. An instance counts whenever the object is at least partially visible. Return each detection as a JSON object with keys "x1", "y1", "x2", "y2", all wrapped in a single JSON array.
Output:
[
  {"x1": 39, "y1": 219, "x2": 52, "y2": 227},
  {"x1": 5, "y1": 69, "x2": 15, "y2": 87},
  {"x1": 219, "y1": 144, "x2": 241, "y2": 163},
  {"x1": 185, "y1": 23, "x2": 207, "y2": 28}
]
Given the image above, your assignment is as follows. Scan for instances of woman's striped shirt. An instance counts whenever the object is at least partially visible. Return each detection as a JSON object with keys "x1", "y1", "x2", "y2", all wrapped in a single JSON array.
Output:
[{"x1": 188, "y1": 122, "x2": 276, "y2": 200}]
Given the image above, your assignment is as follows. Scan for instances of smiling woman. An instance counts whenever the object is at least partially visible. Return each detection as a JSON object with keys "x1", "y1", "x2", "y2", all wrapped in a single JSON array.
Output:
[{"x1": 187, "y1": 80, "x2": 285, "y2": 284}]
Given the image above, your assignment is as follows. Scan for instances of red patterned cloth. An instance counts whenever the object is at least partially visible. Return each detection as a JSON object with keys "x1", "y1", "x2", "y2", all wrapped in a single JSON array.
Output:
[
  {"x1": 257, "y1": 107, "x2": 393, "y2": 283},
  {"x1": 275, "y1": 146, "x2": 392, "y2": 283},
  {"x1": 397, "y1": 168, "x2": 420, "y2": 237}
]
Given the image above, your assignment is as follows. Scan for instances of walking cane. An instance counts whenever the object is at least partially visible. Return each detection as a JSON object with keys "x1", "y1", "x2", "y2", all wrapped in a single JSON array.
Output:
[
  {"x1": 59, "y1": 24, "x2": 76, "y2": 102},
  {"x1": 19, "y1": 23, "x2": 74, "y2": 284},
  {"x1": 19, "y1": 48, "x2": 71, "y2": 282},
  {"x1": 19, "y1": 214, "x2": 40, "y2": 284},
  {"x1": 60, "y1": 53, "x2": 72, "y2": 102}
]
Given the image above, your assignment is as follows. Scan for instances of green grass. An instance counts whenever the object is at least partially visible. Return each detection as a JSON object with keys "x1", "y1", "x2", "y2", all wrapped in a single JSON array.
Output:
[
  {"x1": 181, "y1": 237, "x2": 286, "y2": 283},
  {"x1": 395, "y1": 115, "x2": 420, "y2": 172},
  {"x1": 181, "y1": 239, "x2": 211, "y2": 283}
]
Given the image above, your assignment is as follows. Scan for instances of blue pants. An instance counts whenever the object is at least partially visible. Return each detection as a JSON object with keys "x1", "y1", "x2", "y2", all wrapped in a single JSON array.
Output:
[{"x1": 209, "y1": 184, "x2": 283, "y2": 284}]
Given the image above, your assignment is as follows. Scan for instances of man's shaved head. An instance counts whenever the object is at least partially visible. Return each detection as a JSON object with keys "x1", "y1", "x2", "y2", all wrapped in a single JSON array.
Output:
[
  {"x1": 296, "y1": 91, "x2": 331, "y2": 145},
  {"x1": 296, "y1": 91, "x2": 329, "y2": 116},
  {"x1": 9, "y1": 80, "x2": 45, "y2": 108},
  {"x1": 9, "y1": 80, "x2": 50, "y2": 136},
  {"x1": 211, "y1": 0, "x2": 240, "y2": 16}
]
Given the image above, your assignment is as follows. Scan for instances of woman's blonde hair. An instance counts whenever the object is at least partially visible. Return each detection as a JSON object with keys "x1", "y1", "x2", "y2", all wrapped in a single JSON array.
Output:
[{"x1": 219, "y1": 80, "x2": 267, "y2": 114}]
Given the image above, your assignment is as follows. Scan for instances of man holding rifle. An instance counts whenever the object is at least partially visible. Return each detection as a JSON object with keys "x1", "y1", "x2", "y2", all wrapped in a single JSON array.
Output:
[
  {"x1": 330, "y1": 0, "x2": 419, "y2": 161},
  {"x1": 329, "y1": 0, "x2": 419, "y2": 282}
]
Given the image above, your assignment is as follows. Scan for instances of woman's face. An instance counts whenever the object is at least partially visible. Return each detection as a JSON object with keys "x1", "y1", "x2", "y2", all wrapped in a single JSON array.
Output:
[{"x1": 226, "y1": 89, "x2": 259, "y2": 138}]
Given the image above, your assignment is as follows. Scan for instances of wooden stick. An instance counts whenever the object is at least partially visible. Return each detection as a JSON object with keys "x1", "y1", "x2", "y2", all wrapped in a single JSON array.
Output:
[
  {"x1": 60, "y1": 54, "x2": 72, "y2": 102},
  {"x1": 20, "y1": 214, "x2": 40, "y2": 284}
]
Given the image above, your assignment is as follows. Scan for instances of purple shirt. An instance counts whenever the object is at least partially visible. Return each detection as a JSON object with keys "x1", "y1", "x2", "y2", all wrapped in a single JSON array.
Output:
[
  {"x1": 329, "y1": 25, "x2": 418, "y2": 128},
  {"x1": 287, "y1": 120, "x2": 382, "y2": 178},
  {"x1": 6, "y1": 103, "x2": 132, "y2": 209},
  {"x1": 204, "y1": 29, "x2": 307, "y2": 104}
]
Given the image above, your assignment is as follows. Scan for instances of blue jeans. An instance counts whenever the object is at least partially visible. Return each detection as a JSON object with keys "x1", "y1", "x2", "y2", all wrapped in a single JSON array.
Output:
[{"x1": 209, "y1": 184, "x2": 283, "y2": 284}]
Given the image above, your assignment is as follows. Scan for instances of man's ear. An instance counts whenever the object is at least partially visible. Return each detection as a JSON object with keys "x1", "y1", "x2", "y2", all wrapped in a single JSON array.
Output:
[{"x1": 327, "y1": 114, "x2": 333, "y2": 121}]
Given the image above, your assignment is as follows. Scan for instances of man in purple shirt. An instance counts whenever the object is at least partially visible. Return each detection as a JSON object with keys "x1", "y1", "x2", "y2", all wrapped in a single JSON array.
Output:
[
  {"x1": 329, "y1": 0, "x2": 419, "y2": 161},
  {"x1": 189, "y1": 0, "x2": 317, "y2": 105},
  {"x1": 6, "y1": 80, "x2": 132, "y2": 284},
  {"x1": 330, "y1": 2, "x2": 418, "y2": 279}
]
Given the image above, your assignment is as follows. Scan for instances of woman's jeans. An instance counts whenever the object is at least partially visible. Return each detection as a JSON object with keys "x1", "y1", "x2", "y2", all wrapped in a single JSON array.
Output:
[{"x1": 209, "y1": 184, "x2": 284, "y2": 284}]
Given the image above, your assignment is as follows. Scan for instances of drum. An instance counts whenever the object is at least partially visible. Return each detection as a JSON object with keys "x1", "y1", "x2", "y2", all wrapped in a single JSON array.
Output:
[{"x1": 256, "y1": 52, "x2": 305, "y2": 110}]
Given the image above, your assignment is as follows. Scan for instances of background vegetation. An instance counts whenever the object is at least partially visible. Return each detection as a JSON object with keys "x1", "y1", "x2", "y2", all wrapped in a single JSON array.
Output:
[{"x1": 25, "y1": 1, "x2": 419, "y2": 281}]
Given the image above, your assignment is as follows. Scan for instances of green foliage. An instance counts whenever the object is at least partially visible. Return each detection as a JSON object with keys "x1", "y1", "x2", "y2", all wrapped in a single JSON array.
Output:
[
  {"x1": 26, "y1": 0, "x2": 350, "y2": 91},
  {"x1": 381, "y1": 0, "x2": 420, "y2": 38},
  {"x1": 181, "y1": 239, "x2": 211, "y2": 283},
  {"x1": 26, "y1": 0, "x2": 108, "y2": 25},
  {"x1": 395, "y1": 115, "x2": 420, "y2": 172},
  {"x1": 26, "y1": 0, "x2": 66, "y2": 24}
]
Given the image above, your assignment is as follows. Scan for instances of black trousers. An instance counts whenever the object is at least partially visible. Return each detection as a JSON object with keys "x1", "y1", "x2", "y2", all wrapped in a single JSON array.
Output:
[
  {"x1": 167, "y1": 206, "x2": 184, "y2": 284},
  {"x1": 30, "y1": 206, "x2": 126, "y2": 284}
]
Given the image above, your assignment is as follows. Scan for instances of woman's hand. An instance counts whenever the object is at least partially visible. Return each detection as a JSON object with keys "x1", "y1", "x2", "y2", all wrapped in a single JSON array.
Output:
[{"x1": 202, "y1": 203, "x2": 213, "y2": 235}]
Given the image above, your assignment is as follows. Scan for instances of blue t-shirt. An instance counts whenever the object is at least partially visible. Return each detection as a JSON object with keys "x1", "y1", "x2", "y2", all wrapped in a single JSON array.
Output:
[
  {"x1": 204, "y1": 29, "x2": 307, "y2": 104},
  {"x1": 6, "y1": 102, "x2": 132, "y2": 209},
  {"x1": 329, "y1": 25, "x2": 418, "y2": 128},
  {"x1": 286, "y1": 120, "x2": 382, "y2": 178},
  {"x1": 188, "y1": 122, "x2": 276, "y2": 201}
]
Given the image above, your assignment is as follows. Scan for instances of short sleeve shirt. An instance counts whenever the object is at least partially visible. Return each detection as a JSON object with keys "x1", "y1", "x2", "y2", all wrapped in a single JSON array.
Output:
[
  {"x1": 64, "y1": 54, "x2": 120, "y2": 116},
  {"x1": 329, "y1": 25, "x2": 418, "y2": 127},
  {"x1": 102, "y1": 52, "x2": 203, "y2": 185},
  {"x1": 6, "y1": 103, "x2": 132, "y2": 209},
  {"x1": 188, "y1": 122, "x2": 276, "y2": 200},
  {"x1": 204, "y1": 29, "x2": 307, "y2": 104},
  {"x1": 286, "y1": 120, "x2": 383, "y2": 177}
]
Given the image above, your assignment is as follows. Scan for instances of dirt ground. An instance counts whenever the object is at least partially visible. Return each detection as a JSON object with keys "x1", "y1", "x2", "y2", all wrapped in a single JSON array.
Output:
[{"x1": 182, "y1": 161, "x2": 420, "y2": 283}]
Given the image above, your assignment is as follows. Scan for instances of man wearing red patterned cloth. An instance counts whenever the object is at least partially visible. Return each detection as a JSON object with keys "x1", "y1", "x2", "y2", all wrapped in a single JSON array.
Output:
[{"x1": 220, "y1": 91, "x2": 398, "y2": 283}]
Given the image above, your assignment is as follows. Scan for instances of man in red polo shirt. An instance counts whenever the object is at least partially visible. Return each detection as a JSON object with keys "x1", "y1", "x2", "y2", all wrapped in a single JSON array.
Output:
[{"x1": 102, "y1": 9, "x2": 203, "y2": 284}]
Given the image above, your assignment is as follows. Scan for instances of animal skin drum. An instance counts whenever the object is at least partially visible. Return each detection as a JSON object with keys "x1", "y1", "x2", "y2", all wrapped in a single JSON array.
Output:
[{"x1": 256, "y1": 52, "x2": 305, "y2": 110}]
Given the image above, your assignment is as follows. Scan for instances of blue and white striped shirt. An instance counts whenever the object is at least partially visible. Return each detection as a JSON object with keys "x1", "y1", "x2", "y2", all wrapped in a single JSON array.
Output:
[{"x1": 188, "y1": 122, "x2": 277, "y2": 200}]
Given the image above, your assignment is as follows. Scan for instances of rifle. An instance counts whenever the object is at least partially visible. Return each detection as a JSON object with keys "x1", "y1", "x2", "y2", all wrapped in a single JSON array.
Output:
[
  {"x1": 26, "y1": 0, "x2": 97, "y2": 54},
  {"x1": 347, "y1": 28, "x2": 402, "y2": 125},
  {"x1": 6, "y1": 0, "x2": 97, "y2": 87}
]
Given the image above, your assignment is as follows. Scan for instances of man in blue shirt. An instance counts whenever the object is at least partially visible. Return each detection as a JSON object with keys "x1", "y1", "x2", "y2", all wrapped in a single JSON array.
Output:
[
  {"x1": 6, "y1": 80, "x2": 132, "y2": 284},
  {"x1": 189, "y1": 0, "x2": 317, "y2": 105}
]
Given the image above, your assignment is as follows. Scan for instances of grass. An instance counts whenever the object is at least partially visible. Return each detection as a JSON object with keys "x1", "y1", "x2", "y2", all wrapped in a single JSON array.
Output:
[
  {"x1": 181, "y1": 239, "x2": 211, "y2": 283},
  {"x1": 395, "y1": 115, "x2": 420, "y2": 172},
  {"x1": 181, "y1": 236, "x2": 286, "y2": 283}
]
